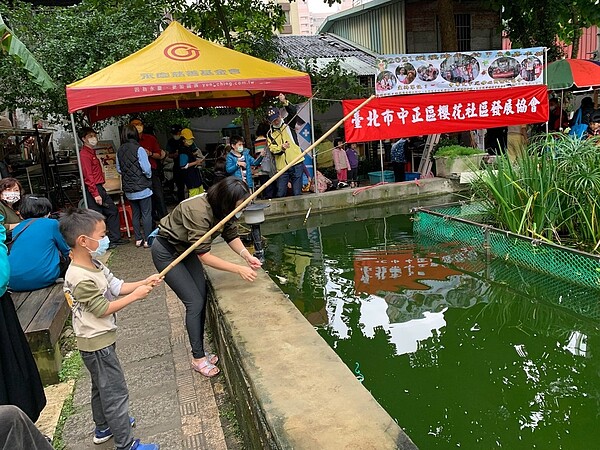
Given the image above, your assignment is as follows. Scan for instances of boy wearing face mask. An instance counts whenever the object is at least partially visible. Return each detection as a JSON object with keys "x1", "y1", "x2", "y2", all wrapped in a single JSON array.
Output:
[
  {"x1": 78, "y1": 127, "x2": 126, "y2": 248},
  {"x1": 225, "y1": 135, "x2": 263, "y2": 189},
  {"x1": 60, "y1": 209, "x2": 162, "y2": 450}
]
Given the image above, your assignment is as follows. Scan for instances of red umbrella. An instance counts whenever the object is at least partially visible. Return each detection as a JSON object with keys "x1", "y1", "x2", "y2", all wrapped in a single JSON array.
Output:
[{"x1": 547, "y1": 59, "x2": 600, "y2": 90}]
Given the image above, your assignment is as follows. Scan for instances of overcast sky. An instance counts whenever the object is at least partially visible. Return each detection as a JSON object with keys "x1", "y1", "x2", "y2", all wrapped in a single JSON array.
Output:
[{"x1": 306, "y1": 0, "x2": 341, "y2": 14}]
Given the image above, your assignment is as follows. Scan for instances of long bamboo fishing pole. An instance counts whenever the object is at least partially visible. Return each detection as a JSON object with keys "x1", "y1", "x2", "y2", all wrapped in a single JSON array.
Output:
[{"x1": 158, "y1": 94, "x2": 375, "y2": 278}]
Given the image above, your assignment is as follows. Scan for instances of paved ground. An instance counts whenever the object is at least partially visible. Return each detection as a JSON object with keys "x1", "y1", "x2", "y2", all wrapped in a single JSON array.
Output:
[
  {"x1": 62, "y1": 244, "x2": 229, "y2": 450},
  {"x1": 36, "y1": 381, "x2": 74, "y2": 440}
]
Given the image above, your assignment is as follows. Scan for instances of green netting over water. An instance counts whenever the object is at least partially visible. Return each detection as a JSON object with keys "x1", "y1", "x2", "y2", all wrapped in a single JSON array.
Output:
[{"x1": 413, "y1": 202, "x2": 600, "y2": 291}]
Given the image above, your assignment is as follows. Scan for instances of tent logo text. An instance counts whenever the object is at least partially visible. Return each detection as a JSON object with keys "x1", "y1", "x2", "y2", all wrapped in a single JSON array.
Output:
[{"x1": 164, "y1": 43, "x2": 200, "y2": 61}]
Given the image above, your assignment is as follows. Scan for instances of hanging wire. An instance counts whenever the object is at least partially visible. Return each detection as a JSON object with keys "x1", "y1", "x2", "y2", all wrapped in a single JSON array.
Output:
[{"x1": 313, "y1": 97, "x2": 345, "y2": 103}]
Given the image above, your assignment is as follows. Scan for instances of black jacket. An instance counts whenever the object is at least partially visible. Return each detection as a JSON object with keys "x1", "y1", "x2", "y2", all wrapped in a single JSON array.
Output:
[{"x1": 117, "y1": 139, "x2": 152, "y2": 194}]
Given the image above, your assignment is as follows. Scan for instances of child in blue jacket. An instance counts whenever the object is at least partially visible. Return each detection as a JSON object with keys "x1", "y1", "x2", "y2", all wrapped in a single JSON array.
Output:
[{"x1": 225, "y1": 135, "x2": 263, "y2": 189}]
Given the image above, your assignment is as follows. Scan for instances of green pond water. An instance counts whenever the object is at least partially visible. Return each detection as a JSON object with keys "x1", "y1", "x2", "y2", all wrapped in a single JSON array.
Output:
[{"x1": 262, "y1": 206, "x2": 600, "y2": 450}]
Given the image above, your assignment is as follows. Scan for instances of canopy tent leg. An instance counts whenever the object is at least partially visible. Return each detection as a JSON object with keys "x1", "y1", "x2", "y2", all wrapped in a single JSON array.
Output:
[{"x1": 70, "y1": 113, "x2": 88, "y2": 209}]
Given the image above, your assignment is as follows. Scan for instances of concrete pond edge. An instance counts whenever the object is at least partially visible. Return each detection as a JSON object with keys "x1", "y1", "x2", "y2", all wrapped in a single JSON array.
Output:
[{"x1": 205, "y1": 244, "x2": 418, "y2": 449}]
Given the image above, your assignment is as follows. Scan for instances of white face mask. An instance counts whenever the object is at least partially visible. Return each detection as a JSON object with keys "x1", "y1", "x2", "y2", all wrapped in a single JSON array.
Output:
[
  {"x1": 2, "y1": 191, "x2": 20, "y2": 204},
  {"x1": 173, "y1": 135, "x2": 180, "y2": 140},
  {"x1": 85, "y1": 236, "x2": 110, "y2": 258},
  {"x1": 88, "y1": 137, "x2": 98, "y2": 147}
]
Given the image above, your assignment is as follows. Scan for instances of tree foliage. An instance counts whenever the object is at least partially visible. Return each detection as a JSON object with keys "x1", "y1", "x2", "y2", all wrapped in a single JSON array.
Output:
[
  {"x1": 554, "y1": 1, "x2": 600, "y2": 58},
  {"x1": 175, "y1": 0, "x2": 285, "y2": 59},
  {"x1": 0, "y1": 0, "x2": 167, "y2": 122},
  {"x1": 282, "y1": 58, "x2": 370, "y2": 113},
  {"x1": 492, "y1": 0, "x2": 600, "y2": 60},
  {"x1": 0, "y1": 0, "x2": 286, "y2": 128}
]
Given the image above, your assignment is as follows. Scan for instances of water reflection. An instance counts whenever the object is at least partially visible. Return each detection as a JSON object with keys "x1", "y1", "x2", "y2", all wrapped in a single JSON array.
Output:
[{"x1": 263, "y1": 214, "x2": 600, "y2": 449}]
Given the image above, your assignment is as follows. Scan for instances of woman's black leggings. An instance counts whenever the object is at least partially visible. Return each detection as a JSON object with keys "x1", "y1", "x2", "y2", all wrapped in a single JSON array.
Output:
[{"x1": 151, "y1": 237, "x2": 206, "y2": 359}]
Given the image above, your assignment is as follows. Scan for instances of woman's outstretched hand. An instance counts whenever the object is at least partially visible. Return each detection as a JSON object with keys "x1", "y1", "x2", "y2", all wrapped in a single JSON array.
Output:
[
  {"x1": 240, "y1": 248, "x2": 262, "y2": 271},
  {"x1": 246, "y1": 255, "x2": 262, "y2": 270},
  {"x1": 237, "y1": 265, "x2": 257, "y2": 282}
]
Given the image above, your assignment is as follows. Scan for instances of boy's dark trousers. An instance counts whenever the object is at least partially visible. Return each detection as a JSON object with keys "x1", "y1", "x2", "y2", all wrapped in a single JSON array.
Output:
[{"x1": 80, "y1": 344, "x2": 133, "y2": 450}]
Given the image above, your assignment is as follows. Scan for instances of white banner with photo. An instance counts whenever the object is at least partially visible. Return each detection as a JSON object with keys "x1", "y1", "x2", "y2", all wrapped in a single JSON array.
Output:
[{"x1": 375, "y1": 47, "x2": 545, "y2": 97}]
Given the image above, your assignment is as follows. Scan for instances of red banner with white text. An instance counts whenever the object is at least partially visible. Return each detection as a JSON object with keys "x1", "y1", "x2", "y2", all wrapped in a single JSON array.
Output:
[{"x1": 343, "y1": 85, "x2": 548, "y2": 143}]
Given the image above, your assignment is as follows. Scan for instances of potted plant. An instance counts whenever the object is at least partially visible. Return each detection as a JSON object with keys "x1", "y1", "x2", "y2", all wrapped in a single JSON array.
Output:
[{"x1": 433, "y1": 145, "x2": 487, "y2": 177}]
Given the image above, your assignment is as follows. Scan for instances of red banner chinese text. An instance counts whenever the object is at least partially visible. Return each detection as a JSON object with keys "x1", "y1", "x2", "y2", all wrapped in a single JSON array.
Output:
[{"x1": 343, "y1": 85, "x2": 549, "y2": 143}]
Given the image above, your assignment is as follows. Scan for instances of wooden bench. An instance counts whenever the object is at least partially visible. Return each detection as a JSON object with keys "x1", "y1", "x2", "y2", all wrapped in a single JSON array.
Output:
[{"x1": 12, "y1": 283, "x2": 69, "y2": 385}]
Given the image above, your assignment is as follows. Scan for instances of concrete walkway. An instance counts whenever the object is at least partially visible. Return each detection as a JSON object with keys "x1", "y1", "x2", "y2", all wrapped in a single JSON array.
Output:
[{"x1": 62, "y1": 245, "x2": 228, "y2": 450}]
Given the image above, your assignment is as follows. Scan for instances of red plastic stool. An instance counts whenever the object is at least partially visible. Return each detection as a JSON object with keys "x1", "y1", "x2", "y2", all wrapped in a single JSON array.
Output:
[{"x1": 118, "y1": 200, "x2": 133, "y2": 237}]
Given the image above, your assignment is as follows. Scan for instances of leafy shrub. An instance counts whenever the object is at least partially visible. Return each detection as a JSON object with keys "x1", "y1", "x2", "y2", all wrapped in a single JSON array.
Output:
[
  {"x1": 472, "y1": 134, "x2": 600, "y2": 253},
  {"x1": 434, "y1": 145, "x2": 485, "y2": 158}
]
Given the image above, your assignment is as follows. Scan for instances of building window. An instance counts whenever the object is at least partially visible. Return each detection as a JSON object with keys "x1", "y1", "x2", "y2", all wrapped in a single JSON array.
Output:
[
  {"x1": 455, "y1": 14, "x2": 471, "y2": 51},
  {"x1": 436, "y1": 14, "x2": 472, "y2": 51}
]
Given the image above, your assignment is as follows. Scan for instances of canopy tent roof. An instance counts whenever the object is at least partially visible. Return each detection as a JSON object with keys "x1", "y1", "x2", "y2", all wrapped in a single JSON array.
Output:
[
  {"x1": 66, "y1": 21, "x2": 312, "y2": 122},
  {"x1": 546, "y1": 59, "x2": 600, "y2": 91}
]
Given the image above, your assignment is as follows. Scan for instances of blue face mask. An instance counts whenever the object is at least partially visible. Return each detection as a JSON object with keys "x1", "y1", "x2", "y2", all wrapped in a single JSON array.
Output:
[
  {"x1": 87, "y1": 236, "x2": 110, "y2": 257},
  {"x1": 235, "y1": 211, "x2": 243, "y2": 219}
]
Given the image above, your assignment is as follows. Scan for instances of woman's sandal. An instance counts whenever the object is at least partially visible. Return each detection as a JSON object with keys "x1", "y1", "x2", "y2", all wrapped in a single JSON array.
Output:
[
  {"x1": 191, "y1": 359, "x2": 220, "y2": 377},
  {"x1": 135, "y1": 240, "x2": 143, "y2": 248},
  {"x1": 205, "y1": 351, "x2": 218, "y2": 365}
]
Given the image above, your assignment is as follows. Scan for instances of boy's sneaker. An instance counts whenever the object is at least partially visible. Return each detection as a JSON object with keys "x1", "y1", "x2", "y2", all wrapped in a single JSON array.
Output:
[
  {"x1": 93, "y1": 417, "x2": 136, "y2": 444},
  {"x1": 131, "y1": 439, "x2": 160, "y2": 450}
]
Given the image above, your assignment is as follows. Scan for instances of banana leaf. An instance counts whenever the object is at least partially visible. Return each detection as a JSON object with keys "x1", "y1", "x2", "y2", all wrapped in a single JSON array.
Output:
[{"x1": 0, "y1": 14, "x2": 55, "y2": 92}]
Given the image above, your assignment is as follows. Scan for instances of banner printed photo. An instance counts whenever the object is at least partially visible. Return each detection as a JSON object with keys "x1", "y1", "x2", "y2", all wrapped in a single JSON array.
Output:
[{"x1": 375, "y1": 47, "x2": 545, "y2": 97}]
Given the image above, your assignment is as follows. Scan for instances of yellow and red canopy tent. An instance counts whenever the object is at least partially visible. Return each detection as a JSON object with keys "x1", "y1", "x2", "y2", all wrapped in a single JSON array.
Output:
[
  {"x1": 66, "y1": 21, "x2": 312, "y2": 122},
  {"x1": 66, "y1": 21, "x2": 311, "y2": 206}
]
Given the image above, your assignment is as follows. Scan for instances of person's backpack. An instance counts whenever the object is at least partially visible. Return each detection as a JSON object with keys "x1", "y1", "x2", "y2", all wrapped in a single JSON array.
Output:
[
  {"x1": 569, "y1": 109, "x2": 588, "y2": 139},
  {"x1": 5, "y1": 218, "x2": 38, "y2": 255}
]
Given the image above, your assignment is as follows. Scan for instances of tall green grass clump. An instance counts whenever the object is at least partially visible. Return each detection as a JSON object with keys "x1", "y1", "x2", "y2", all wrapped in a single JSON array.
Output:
[{"x1": 473, "y1": 134, "x2": 600, "y2": 253}]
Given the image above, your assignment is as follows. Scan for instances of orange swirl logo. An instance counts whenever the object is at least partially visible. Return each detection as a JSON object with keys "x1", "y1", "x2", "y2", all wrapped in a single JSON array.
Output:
[{"x1": 164, "y1": 43, "x2": 200, "y2": 61}]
